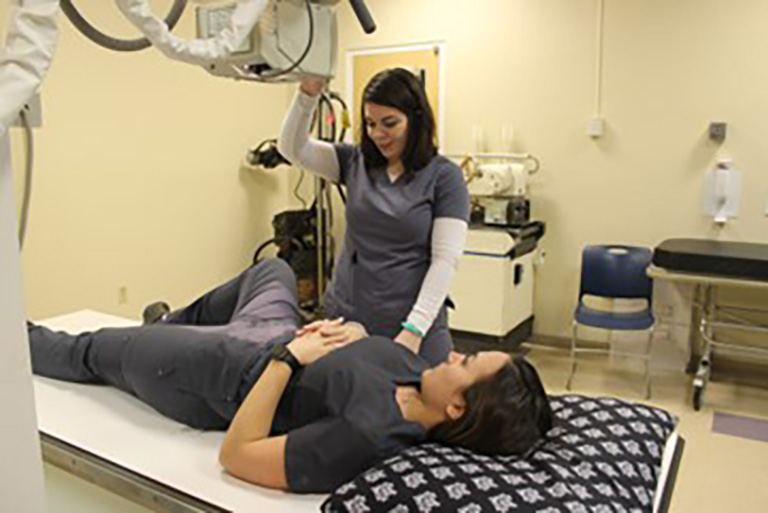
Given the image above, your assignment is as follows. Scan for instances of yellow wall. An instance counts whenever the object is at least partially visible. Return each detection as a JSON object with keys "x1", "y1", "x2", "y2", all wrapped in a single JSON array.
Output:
[
  {"x1": 7, "y1": 1, "x2": 768, "y2": 335},
  {"x1": 0, "y1": 3, "x2": 9, "y2": 39},
  {"x1": 333, "y1": 0, "x2": 768, "y2": 339},
  {"x1": 6, "y1": 3, "x2": 293, "y2": 319}
]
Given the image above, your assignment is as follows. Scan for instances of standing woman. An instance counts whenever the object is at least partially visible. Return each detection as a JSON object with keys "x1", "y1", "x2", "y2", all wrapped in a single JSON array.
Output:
[{"x1": 278, "y1": 68, "x2": 469, "y2": 366}]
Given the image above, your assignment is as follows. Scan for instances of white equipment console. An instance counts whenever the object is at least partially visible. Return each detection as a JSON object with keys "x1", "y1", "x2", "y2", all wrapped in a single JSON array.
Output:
[{"x1": 449, "y1": 222, "x2": 545, "y2": 348}]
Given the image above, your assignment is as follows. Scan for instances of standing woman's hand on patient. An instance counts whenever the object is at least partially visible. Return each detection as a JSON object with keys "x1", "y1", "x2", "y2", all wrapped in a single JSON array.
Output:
[
  {"x1": 394, "y1": 329, "x2": 423, "y2": 355},
  {"x1": 287, "y1": 322, "x2": 355, "y2": 366},
  {"x1": 299, "y1": 75, "x2": 327, "y2": 97}
]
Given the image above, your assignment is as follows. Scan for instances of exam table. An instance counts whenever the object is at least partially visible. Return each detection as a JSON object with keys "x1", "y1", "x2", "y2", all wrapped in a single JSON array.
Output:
[{"x1": 34, "y1": 310, "x2": 683, "y2": 513}]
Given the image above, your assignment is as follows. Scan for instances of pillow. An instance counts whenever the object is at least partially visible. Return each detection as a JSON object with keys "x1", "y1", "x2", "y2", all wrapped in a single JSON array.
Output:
[{"x1": 323, "y1": 395, "x2": 677, "y2": 513}]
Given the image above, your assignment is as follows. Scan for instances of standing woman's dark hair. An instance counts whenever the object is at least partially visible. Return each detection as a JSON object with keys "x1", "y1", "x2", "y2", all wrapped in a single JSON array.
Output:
[{"x1": 359, "y1": 68, "x2": 438, "y2": 180}]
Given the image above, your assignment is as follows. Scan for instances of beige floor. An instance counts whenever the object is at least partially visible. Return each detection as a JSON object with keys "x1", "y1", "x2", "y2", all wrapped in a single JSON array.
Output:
[{"x1": 523, "y1": 346, "x2": 768, "y2": 513}]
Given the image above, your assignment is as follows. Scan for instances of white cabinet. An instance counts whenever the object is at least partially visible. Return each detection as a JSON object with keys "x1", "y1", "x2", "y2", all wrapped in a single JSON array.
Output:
[{"x1": 449, "y1": 225, "x2": 542, "y2": 344}]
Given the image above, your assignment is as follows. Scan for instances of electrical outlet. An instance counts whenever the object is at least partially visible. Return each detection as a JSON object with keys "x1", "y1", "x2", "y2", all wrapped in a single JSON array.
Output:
[
  {"x1": 709, "y1": 122, "x2": 727, "y2": 143},
  {"x1": 586, "y1": 116, "x2": 605, "y2": 138},
  {"x1": 11, "y1": 93, "x2": 42, "y2": 128}
]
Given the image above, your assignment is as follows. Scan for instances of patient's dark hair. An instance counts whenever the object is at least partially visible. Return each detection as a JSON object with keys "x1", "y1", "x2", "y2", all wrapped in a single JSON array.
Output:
[
  {"x1": 428, "y1": 356, "x2": 553, "y2": 456},
  {"x1": 359, "y1": 68, "x2": 437, "y2": 181}
]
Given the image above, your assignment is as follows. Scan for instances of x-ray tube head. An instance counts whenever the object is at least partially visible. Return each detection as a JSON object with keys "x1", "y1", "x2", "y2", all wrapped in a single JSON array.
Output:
[{"x1": 196, "y1": 0, "x2": 340, "y2": 82}]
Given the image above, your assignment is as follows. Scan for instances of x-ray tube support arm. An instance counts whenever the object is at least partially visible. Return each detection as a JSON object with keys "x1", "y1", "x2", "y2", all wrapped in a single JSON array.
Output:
[
  {"x1": 114, "y1": 0, "x2": 268, "y2": 65},
  {"x1": 114, "y1": 0, "x2": 375, "y2": 72},
  {"x1": 0, "y1": 1, "x2": 60, "y2": 510},
  {"x1": 0, "y1": 0, "x2": 59, "y2": 138}
]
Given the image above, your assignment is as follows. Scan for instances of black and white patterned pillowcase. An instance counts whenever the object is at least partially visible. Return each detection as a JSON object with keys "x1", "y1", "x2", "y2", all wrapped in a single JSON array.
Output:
[{"x1": 322, "y1": 395, "x2": 677, "y2": 513}]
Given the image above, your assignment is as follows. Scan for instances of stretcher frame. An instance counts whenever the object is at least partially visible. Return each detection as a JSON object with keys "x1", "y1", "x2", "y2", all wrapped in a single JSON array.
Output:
[{"x1": 648, "y1": 265, "x2": 768, "y2": 410}]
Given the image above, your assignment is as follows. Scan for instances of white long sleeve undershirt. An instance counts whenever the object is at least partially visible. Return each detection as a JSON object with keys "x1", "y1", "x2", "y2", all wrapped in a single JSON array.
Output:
[
  {"x1": 278, "y1": 89, "x2": 467, "y2": 336},
  {"x1": 277, "y1": 90, "x2": 340, "y2": 182},
  {"x1": 405, "y1": 218, "x2": 467, "y2": 336}
]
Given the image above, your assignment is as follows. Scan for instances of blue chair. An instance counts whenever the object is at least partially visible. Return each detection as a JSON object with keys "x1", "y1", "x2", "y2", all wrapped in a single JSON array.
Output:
[{"x1": 566, "y1": 245, "x2": 655, "y2": 398}]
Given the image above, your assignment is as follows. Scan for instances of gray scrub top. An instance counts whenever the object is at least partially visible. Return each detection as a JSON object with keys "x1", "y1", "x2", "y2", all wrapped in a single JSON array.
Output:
[
  {"x1": 274, "y1": 336, "x2": 428, "y2": 493},
  {"x1": 323, "y1": 143, "x2": 470, "y2": 345}
]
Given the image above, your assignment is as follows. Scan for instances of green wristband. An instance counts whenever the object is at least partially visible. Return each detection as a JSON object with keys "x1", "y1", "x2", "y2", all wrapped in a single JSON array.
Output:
[{"x1": 401, "y1": 322, "x2": 425, "y2": 338}]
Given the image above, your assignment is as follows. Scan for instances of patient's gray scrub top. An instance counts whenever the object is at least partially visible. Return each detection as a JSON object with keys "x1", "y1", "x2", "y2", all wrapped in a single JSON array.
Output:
[
  {"x1": 264, "y1": 336, "x2": 428, "y2": 493},
  {"x1": 324, "y1": 144, "x2": 470, "y2": 362}
]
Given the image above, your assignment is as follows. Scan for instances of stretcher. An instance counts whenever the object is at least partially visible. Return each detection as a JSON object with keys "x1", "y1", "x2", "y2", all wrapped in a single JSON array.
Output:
[{"x1": 651, "y1": 239, "x2": 768, "y2": 410}]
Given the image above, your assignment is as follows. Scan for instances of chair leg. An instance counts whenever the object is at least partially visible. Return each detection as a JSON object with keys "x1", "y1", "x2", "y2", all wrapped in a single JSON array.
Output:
[
  {"x1": 566, "y1": 321, "x2": 579, "y2": 390},
  {"x1": 644, "y1": 326, "x2": 654, "y2": 399}
]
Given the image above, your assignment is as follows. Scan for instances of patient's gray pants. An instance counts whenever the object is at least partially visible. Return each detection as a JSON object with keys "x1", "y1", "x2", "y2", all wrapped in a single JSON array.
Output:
[{"x1": 28, "y1": 259, "x2": 301, "y2": 429}]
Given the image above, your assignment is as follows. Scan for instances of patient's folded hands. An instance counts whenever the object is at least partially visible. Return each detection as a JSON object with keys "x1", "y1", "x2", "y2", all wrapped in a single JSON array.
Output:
[
  {"x1": 296, "y1": 318, "x2": 368, "y2": 344},
  {"x1": 295, "y1": 318, "x2": 338, "y2": 337},
  {"x1": 287, "y1": 321, "x2": 357, "y2": 366}
]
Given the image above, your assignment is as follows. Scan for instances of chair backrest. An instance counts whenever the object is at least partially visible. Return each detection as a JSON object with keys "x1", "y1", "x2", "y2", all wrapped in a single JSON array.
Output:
[{"x1": 579, "y1": 245, "x2": 653, "y2": 301}]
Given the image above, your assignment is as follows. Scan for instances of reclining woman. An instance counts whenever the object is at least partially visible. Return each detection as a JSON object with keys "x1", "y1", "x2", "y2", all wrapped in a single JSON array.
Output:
[{"x1": 28, "y1": 259, "x2": 553, "y2": 494}]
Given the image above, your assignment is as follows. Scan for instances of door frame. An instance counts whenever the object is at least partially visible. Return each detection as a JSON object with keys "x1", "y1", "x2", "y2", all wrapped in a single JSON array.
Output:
[{"x1": 344, "y1": 41, "x2": 447, "y2": 149}]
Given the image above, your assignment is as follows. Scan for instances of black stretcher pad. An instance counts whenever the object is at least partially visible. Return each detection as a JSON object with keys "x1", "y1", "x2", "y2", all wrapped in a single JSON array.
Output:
[{"x1": 653, "y1": 239, "x2": 768, "y2": 282}]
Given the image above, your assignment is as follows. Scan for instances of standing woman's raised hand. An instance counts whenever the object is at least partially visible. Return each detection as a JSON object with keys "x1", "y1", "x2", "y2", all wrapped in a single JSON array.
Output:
[{"x1": 300, "y1": 76, "x2": 327, "y2": 97}]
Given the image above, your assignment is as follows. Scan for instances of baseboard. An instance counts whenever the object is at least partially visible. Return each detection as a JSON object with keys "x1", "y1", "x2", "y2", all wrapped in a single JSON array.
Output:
[
  {"x1": 451, "y1": 317, "x2": 534, "y2": 353},
  {"x1": 524, "y1": 334, "x2": 768, "y2": 388}
]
